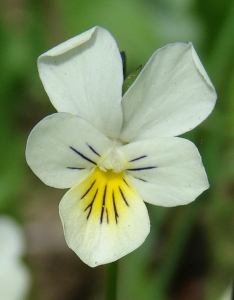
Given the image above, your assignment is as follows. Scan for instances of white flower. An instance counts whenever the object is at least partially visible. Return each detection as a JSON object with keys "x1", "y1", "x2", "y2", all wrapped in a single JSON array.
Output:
[
  {"x1": 26, "y1": 26, "x2": 217, "y2": 267},
  {"x1": 220, "y1": 284, "x2": 233, "y2": 300},
  {"x1": 0, "y1": 216, "x2": 30, "y2": 300}
]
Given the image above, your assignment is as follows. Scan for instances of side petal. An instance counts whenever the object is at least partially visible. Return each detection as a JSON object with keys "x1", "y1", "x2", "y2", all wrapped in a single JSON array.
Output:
[
  {"x1": 59, "y1": 167, "x2": 150, "y2": 267},
  {"x1": 38, "y1": 26, "x2": 123, "y2": 138},
  {"x1": 120, "y1": 43, "x2": 217, "y2": 142},
  {"x1": 26, "y1": 113, "x2": 113, "y2": 188},
  {"x1": 120, "y1": 137, "x2": 209, "y2": 206}
]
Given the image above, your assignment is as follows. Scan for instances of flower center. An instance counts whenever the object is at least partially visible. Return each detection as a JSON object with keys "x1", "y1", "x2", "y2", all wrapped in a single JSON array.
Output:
[{"x1": 99, "y1": 141, "x2": 124, "y2": 173}]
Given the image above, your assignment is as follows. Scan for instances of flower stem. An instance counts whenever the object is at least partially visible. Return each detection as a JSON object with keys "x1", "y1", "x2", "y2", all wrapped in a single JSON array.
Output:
[
  {"x1": 154, "y1": 204, "x2": 199, "y2": 297},
  {"x1": 105, "y1": 261, "x2": 119, "y2": 300}
]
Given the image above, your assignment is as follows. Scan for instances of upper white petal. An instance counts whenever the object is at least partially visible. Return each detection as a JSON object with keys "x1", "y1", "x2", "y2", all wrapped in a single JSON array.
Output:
[
  {"x1": 120, "y1": 137, "x2": 209, "y2": 206},
  {"x1": 38, "y1": 26, "x2": 123, "y2": 138},
  {"x1": 120, "y1": 43, "x2": 217, "y2": 142},
  {"x1": 26, "y1": 113, "x2": 113, "y2": 188}
]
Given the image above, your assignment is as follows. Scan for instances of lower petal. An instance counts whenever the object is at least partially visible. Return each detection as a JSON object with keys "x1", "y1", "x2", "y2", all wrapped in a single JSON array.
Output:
[{"x1": 59, "y1": 167, "x2": 150, "y2": 267}]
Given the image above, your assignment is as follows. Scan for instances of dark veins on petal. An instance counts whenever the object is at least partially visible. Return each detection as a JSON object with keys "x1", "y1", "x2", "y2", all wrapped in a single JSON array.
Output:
[
  {"x1": 134, "y1": 177, "x2": 147, "y2": 182},
  {"x1": 85, "y1": 189, "x2": 98, "y2": 220},
  {"x1": 100, "y1": 185, "x2": 107, "y2": 224},
  {"x1": 106, "y1": 208, "x2": 109, "y2": 224},
  {"x1": 70, "y1": 146, "x2": 97, "y2": 164},
  {"x1": 82, "y1": 179, "x2": 131, "y2": 225},
  {"x1": 123, "y1": 179, "x2": 129, "y2": 187},
  {"x1": 127, "y1": 166, "x2": 157, "y2": 171},
  {"x1": 119, "y1": 187, "x2": 129, "y2": 207},
  {"x1": 81, "y1": 180, "x2": 96, "y2": 199},
  {"x1": 67, "y1": 167, "x2": 85, "y2": 170},
  {"x1": 129, "y1": 155, "x2": 147, "y2": 162},
  {"x1": 86, "y1": 143, "x2": 101, "y2": 157},
  {"x1": 112, "y1": 191, "x2": 119, "y2": 224},
  {"x1": 128, "y1": 155, "x2": 157, "y2": 171}
]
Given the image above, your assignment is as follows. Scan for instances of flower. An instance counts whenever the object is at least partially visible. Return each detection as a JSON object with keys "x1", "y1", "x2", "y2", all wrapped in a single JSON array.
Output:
[
  {"x1": 0, "y1": 216, "x2": 30, "y2": 300},
  {"x1": 219, "y1": 284, "x2": 233, "y2": 300},
  {"x1": 26, "y1": 26, "x2": 216, "y2": 267}
]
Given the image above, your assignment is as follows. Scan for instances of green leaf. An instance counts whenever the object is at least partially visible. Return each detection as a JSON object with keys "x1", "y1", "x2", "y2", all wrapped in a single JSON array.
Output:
[{"x1": 122, "y1": 65, "x2": 143, "y2": 95}]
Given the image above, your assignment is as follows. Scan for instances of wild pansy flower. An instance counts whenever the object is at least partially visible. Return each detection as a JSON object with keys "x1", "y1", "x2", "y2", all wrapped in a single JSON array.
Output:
[{"x1": 26, "y1": 26, "x2": 216, "y2": 267}]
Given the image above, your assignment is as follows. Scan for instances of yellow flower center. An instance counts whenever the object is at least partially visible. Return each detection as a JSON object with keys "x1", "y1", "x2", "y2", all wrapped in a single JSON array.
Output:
[{"x1": 74, "y1": 167, "x2": 138, "y2": 224}]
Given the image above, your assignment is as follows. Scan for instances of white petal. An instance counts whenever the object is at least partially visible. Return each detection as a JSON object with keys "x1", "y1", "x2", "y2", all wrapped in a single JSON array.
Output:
[
  {"x1": 219, "y1": 285, "x2": 233, "y2": 300},
  {"x1": 38, "y1": 26, "x2": 123, "y2": 138},
  {"x1": 120, "y1": 137, "x2": 209, "y2": 207},
  {"x1": 0, "y1": 217, "x2": 30, "y2": 300},
  {"x1": 0, "y1": 216, "x2": 25, "y2": 260},
  {"x1": 26, "y1": 113, "x2": 113, "y2": 188},
  {"x1": 120, "y1": 43, "x2": 217, "y2": 142},
  {"x1": 59, "y1": 167, "x2": 150, "y2": 267},
  {"x1": 0, "y1": 260, "x2": 30, "y2": 300}
]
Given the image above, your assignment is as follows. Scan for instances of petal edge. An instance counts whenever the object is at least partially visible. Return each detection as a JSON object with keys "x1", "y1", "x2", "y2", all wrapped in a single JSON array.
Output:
[
  {"x1": 59, "y1": 167, "x2": 150, "y2": 267},
  {"x1": 120, "y1": 137, "x2": 209, "y2": 207},
  {"x1": 120, "y1": 43, "x2": 217, "y2": 142},
  {"x1": 38, "y1": 26, "x2": 123, "y2": 138}
]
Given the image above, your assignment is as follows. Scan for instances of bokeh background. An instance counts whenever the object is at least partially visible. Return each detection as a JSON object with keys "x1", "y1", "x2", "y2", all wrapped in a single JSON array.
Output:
[{"x1": 1, "y1": 0, "x2": 234, "y2": 299}]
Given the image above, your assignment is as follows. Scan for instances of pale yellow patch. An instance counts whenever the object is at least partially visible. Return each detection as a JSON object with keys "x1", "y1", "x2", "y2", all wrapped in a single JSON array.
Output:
[{"x1": 71, "y1": 167, "x2": 140, "y2": 224}]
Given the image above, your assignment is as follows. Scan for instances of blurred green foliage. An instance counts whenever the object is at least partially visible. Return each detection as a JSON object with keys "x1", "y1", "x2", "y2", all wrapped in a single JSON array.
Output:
[{"x1": 1, "y1": 0, "x2": 234, "y2": 299}]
